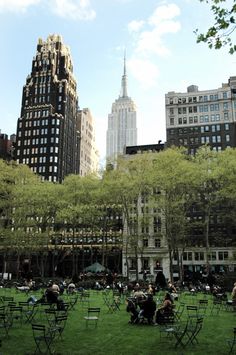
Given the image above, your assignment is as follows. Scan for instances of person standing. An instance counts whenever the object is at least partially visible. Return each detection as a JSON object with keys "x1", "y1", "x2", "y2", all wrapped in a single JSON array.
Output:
[{"x1": 232, "y1": 282, "x2": 236, "y2": 306}]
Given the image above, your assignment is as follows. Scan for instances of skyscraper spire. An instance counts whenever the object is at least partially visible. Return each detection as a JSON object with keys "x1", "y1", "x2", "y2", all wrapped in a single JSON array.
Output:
[
  {"x1": 106, "y1": 49, "x2": 137, "y2": 160},
  {"x1": 120, "y1": 51, "x2": 128, "y2": 98}
]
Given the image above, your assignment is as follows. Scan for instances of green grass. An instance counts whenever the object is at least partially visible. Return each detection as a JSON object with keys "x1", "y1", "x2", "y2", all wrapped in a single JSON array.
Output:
[{"x1": 0, "y1": 288, "x2": 235, "y2": 355}]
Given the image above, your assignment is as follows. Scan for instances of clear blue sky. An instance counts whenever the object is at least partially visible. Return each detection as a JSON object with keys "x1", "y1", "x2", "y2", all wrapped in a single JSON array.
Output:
[{"x1": 0, "y1": 0, "x2": 235, "y2": 162}]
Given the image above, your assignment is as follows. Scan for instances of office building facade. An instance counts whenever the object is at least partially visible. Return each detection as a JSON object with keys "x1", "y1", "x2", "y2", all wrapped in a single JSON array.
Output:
[
  {"x1": 16, "y1": 35, "x2": 79, "y2": 182},
  {"x1": 106, "y1": 57, "x2": 137, "y2": 161},
  {"x1": 165, "y1": 77, "x2": 236, "y2": 278},
  {"x1": 77, "y1": 108, "x2": 99, "y2": 176},
  {"x1": 166, "y1": 77, "x2": 236, "y2": 154}
]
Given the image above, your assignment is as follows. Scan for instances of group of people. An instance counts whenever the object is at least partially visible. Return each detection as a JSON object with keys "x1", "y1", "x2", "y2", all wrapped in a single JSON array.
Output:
[{"x1": 127, "y1": 282, "x2": 175, "y2": 325}]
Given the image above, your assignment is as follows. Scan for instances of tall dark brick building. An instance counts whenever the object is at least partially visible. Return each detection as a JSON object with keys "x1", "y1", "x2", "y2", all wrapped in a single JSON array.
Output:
[{"x1": 16, "y1": 35, "x2": 80, "y2": 182}]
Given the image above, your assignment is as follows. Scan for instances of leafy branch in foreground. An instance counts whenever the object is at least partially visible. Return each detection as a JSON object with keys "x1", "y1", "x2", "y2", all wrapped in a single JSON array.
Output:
[{"x1": 195, "y1": 0, "x2": 236, "y2": 54}]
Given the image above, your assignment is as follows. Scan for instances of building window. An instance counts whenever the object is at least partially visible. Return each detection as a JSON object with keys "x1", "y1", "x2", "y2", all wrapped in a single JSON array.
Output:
[
  {"x1": 223, "y1": 102, "x2": 228, "y2": 110},
  {"x1": 226, "y1": 134, "x2": 230, "y2": 142},
  {"x1": 170, "y1": 117, "x2": 174, "y2": 125},
  {"x1": 218, "y1": 251, "x2": 228, "y2": 260},
  {"x1": 223, "y1": 92, "x2": 227, "y2": 99},
  {"x1": 208, "y1": 252, "x2": 216, "y2": 261},
  {"x1": 183, "y1": 252, "x2": 192, "y2": 261},
  {"x1": 194, "y1": 252, "x2": 204, "y2": 261},
  {"x1": 224, "y1": 112, "x2": 229, "y2": 120},
  {"x1": 130, "y1": 258, "x2": 136, "y2": 270},
  {"x1": 155, "y1": 238, "x2": 161, "y2": 248},
  {"x1": 143, "y1": 239, "x2": 148, "y2": 247}
]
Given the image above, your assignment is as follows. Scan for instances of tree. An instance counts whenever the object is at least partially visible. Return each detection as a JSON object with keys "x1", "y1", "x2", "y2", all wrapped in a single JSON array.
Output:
[
  {"x1": 0, "y1": 160, "x2": 40, "y2": 277},
  {"x1": 58, "y1": 174, "x2": 101, "y2": 276},
  {"x1": 13, "y1": 178, "x2": 61, "y2": 277},
  {"x1": 195, "y1": 0, "x2": 236, "y2": 54},
  {"x1": 103, "y1": 153, "x2": 155, "y2": 280},
  {"x1": 150, "y1": 147, "x2": 198, "y2": 282}
]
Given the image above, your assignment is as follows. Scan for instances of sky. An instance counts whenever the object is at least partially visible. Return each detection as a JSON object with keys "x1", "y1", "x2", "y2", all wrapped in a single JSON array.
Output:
[{"x1": 0, "y1": 0, "x2": 235, "y2": 165}]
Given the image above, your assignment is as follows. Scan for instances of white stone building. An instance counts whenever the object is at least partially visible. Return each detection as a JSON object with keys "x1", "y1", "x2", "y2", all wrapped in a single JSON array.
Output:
[{"x1": 77, "y1": 108, "x2": 99, "y2": 176}]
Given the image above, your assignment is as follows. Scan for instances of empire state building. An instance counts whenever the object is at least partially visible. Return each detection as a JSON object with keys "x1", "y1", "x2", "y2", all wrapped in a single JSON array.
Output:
[{"x1": 106, "y1": 57, "x2": 137, "y2": 161}]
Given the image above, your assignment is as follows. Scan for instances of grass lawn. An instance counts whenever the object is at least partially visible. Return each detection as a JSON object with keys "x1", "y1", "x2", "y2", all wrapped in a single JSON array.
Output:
[{"x1": 0, "y1": 288, "x2": 235, "y2": 355}]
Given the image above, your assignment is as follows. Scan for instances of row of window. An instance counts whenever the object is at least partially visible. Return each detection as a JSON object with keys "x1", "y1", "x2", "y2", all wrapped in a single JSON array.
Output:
[
  {"x1": 32, "y1": 73, "x2": 51, "y2": 84},
  {"x1": 18, "y1": 127, "x2": 60, "y2": 137},
  {"x1": 25, "y1": 110, "x2": 50, "y2": 119},
  {"x1": 168, "y1": 92, "x2": 228, "y2": 105},
  {"x1": 20, "y1": 156, "x2": 58, "y2": 164},
  {"x1": 143, "y1": 238, "x2": 161, "y2": 248},
  {"x1": 25, "y1": 96, "x2": 50, "y2": 105},
  {"x1": 179, "y1": 134, "x2": 230, "y2": 145},
  {"x1": 176, "y1": 102, "x2": 229, "y2": 115},
  {"x1": 18, "y1": 146, "x2": 59, "y2": 156},
  {"x1": 201, "y1": 124, "x2": 229, "y2": 132},
  {"x1": 182, "y1": 251, "x2": 229, "y2": 261},
  {"x1": 176, "y1": 113, "x2": 230, "y2": 125},
  {"x1": 129, "y1": 250, "x2": 229, "y2": 270},
  {"x1": 169, "y1": 123, "x2": 229, "y2": 135},
  {"x1": 33, "y1": 86, "x2": 51, "y2": 95},
  {"x1": 17, "y1": 137, "x2": 59, "y2": 147}
]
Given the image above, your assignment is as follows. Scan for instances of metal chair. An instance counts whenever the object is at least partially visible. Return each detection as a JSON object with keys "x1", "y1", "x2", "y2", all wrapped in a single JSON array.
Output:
[
  {"x1": 32, "y1": 324, "x2": 54, "y2": 354},
  {"x1": 8, "y1": 306, "x2": 23, "y2": 326},
  {"x1": 184, "y1": 317, "x2": 204, "y2": 346},
  {"x1": 198, "y1": 299, "x2": 208, "y2": 317},
  {"x1": 227, "y1": 327, "x2": 236, "y2": 354},
  {"x1": 174, "y1": 302, "x2": 185, "y2": 321},
  {"x1": 0, "y1": 313, "x2": 12, "y2": 338},
  {"x1": 19, "y1": 301, "x2": 38, "y2": 324},
  {"x1": 186, "y1": 305, "x2": 198, "y2": 319},
  {"x1": 50, "y1": 315, "x2": 68, "y2": 340},
  {"x1": 84, "y1": 307, "x2": 100, "y2": 328}
]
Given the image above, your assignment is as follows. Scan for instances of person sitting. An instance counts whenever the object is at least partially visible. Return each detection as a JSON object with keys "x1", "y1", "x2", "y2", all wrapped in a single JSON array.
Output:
[
  {"x1": 132, "y1": 284, "x2": 146, "y2": 303},
  {"x1": 231, "y1": 282, "x2": 236, "y2": 310},
  {"x1": 126, "y1": 298, "x2": 139, "y2": 324},
  {"x1": 155, "y1": 292, "x2": 174, "y2": 325},
  {"x1": 168, "y1": 281, "x2": 178, "y2": 301},
  {"x1": 138, "y1": 294, "x2": 156, "y2": 324},
  {"x1": 67, "y1": 282, "x2": 76, "y2": 294},
  {"x1": 147, "y1": 283, "x2": 155, "y2": 296},
  {"x1": 45, "y1": 282, "x2": 58, "y2": 304}
]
